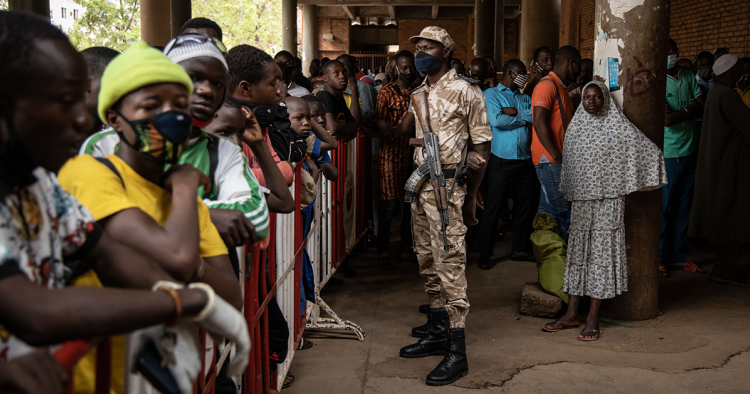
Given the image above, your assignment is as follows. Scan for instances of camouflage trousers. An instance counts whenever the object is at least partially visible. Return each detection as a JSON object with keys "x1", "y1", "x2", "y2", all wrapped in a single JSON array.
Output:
[{"x1": 411, "y1": 179, "x2": 469, "y2": 328}]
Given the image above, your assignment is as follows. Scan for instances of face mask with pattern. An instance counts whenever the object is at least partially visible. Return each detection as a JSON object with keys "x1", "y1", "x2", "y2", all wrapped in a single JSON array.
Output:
[{"x1": 117, "y1": 110, "x2": 192, "y2": 164}]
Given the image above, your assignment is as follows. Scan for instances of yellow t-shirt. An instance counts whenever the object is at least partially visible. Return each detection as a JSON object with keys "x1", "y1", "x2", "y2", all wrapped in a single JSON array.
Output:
[
  {"x1": 59, "y1": 154, "x2": 226, "y2": 258},
  {"x1": 58, "y1": 154, "x2": 227, "y2": 394}
]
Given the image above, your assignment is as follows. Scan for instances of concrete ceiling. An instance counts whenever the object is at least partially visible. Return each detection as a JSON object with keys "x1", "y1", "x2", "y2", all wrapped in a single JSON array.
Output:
[{"x1": 310, "y1": 1, "x2": 521, "y2": 20}]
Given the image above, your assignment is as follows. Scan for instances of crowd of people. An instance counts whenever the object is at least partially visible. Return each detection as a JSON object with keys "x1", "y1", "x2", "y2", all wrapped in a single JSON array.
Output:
[{"x1": 1, "y1": 7, "x2": 749, "y2": 392}]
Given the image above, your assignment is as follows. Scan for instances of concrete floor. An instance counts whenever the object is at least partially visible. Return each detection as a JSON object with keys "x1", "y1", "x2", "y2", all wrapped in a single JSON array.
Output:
[{"x1": 285, "y1": 230, "x2": 750, "y2": 393}]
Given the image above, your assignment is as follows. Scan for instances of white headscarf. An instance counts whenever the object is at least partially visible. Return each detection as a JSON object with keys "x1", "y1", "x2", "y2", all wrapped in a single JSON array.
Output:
[{"x1": 560, "y1": 81, "x2": 668, "y2": 201}]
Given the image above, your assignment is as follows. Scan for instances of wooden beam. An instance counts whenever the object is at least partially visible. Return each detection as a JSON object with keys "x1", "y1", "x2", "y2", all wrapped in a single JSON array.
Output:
[
  {"x1": 387, "y1": 5, "x2": 396, "y2": 18},
  {"x1": 342, "y1": 5, "x2": 356, "y2": 18},
  {"x1": 431, "y1": 5, "x2": 439, "y2": 18},
  {"x1": 299, "y1": 0, "x2": 474, "y2": 6}
]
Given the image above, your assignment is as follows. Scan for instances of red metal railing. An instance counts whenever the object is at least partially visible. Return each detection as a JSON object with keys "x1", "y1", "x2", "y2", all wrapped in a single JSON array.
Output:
[{"x1": 82, "y1": 138, "x2": 369, "y2": 393}]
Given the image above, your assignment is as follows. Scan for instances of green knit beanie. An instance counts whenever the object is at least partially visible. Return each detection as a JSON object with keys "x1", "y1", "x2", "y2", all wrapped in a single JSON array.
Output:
[{"x1": 98, "y1": 40, "x2": 194, "y2": 124}]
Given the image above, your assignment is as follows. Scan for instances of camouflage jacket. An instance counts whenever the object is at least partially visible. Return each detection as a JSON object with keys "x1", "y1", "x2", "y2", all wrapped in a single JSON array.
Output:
[{"x1": 410, "y1": 69, "x2": 492, "y2": 171}]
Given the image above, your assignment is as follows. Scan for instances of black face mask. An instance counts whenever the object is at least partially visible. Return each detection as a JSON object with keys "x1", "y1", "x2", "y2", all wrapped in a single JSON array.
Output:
[
  {"x1": 0, "y1": 101, "x2": 37, "y2": 193},
  {"x1": 399, "y1": 72, "x2": 418, "y2": 85},
  {"x1": 240, "y1": 100, "x2": 279, "y2": 129}
]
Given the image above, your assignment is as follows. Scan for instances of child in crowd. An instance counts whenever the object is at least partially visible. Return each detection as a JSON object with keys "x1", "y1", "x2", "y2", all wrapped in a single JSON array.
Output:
[
  {"x1": 57, "y1": 40, "x2": 248, "y2": 392},
  {"x1": 316, "y1": 60, "x2": 362, "y2": 140},
  {"x1": 303, "y1": 95, "x2": 340, "y2": 181},
  {"x1": 227, "y1": 44, "x2": 300, "y2": 190},
  {"x1": 80, "y1": 46, "x2": 119, "y2": 134},
  {"x1": 204, "y1": 95, "x2": 245, "y2": 143},
  {"x1": 285, "y1": 97, "x2": 338, "y2": 313}
]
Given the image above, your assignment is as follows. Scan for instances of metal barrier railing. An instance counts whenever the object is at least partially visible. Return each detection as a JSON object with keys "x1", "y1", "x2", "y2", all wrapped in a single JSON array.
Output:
[{"x1": 80, "y1": 138, "x2": 369, "y2": 394}]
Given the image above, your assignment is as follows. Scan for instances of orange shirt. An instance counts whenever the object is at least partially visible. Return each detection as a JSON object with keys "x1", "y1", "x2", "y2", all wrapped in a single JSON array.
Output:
[{"x1": 530, "y1": 72, "x2": 574, "y2": 165}]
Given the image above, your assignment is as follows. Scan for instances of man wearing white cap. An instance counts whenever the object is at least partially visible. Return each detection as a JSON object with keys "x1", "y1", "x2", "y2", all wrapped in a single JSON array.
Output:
[
  {"x1": 689, "y1": 54, "x2": 750, "y2": 287},
  {"x1": 396, "y1": 26, "x2": 491, "y2": 386}
]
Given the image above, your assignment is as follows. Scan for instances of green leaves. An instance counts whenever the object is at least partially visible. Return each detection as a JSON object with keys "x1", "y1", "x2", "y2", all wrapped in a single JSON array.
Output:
[
  {"x1": 66, "y1": 0, "x2": 282, "y2": 55},
  {"x1": 68, "y1": 0, "x2": 140, "y2": 51},
  {"x1": 192, "y1": 0, "x2": 282, "y2": 55}
]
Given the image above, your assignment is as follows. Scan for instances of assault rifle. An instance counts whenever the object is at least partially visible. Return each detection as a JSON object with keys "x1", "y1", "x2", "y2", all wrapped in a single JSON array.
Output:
[{"x1": 404, "y1": 91, "x2": 454, "y2": 251}]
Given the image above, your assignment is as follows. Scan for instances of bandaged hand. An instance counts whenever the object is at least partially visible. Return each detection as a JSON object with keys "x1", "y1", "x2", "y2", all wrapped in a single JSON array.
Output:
[{"x1": 188, "y1": 283, "x2": 250, "y2": 383}]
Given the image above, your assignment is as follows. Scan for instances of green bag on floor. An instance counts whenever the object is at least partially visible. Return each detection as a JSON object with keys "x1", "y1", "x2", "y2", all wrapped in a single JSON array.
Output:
[{"x1": 530, "y1": 213, "x2": 569, "y2": 304}]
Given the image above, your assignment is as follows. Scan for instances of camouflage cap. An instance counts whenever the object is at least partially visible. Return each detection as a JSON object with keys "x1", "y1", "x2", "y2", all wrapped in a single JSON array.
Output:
[{"x1": 409, "y1": 26, "x2": 456, "y2": 52}]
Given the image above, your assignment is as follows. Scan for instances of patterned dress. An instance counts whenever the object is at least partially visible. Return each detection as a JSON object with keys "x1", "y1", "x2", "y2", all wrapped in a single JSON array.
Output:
[
  {"x1": 376, "y1": 82, "x2": 413, "y2": 201},
  {"x1": 560, "y1": 81, "x2": 668, "y2": 300}
]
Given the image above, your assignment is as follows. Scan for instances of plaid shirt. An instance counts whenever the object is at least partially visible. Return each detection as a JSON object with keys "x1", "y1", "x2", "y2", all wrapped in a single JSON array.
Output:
[{"x1": 376, "y1": 82, "x2": 413, "y2": 200}]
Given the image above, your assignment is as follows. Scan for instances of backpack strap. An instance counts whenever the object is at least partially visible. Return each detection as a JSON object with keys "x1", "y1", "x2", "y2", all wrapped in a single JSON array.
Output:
[
  {"x1": 95, "y1": 158, "x2": 125, "y2": 189},
  {"x1": 541, "y1": 77, "x2": 569, "y2": 132},
  {"x1": 203, "y1": 134, "x2": 220, "y2": 200}
]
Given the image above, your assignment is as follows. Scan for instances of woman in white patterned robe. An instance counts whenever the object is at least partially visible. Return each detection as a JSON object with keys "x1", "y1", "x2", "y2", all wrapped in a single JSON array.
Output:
[{"x1": 542, "y1": 81, "x2": 667, "y2": 341}]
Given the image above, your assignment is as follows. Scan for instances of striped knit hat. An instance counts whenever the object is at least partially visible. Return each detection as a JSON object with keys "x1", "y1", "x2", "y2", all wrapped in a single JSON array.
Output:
[{"x1": 164, "y1": 34, "x2": 228, "y2": 71}]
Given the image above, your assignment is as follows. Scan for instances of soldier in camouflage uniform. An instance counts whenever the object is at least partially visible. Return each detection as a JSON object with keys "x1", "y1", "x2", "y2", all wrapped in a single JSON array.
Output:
[{"x1": 397, "y1": 26, "x2": 492, "y2": 386}]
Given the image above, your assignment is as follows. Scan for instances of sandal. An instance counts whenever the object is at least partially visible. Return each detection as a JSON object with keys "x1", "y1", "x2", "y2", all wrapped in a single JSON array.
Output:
[
  {"x1": 542, "y1": 319, "x2": 580, "y2": 332},
  {"x1": 297, "y1": 338, "x2": 313, "y2": 350},
  {"x1": 709, "y1": 275, "x2": 750, "y2": 287},
  {"x1": 378, "y1": 253, "x2": 395, "y2": 270},
  {"x1": 282, "y1": 372, "x2": 295, "y2": 389},
  {"x1": 669, "y1": 261, "x2": 706, "y2": 274},
  {"x1": 577, "y1": 328, "x2": 602, "y2": 341},
  {"x1": 659, "y1": 264, "x2": 669, "y2": 278}
]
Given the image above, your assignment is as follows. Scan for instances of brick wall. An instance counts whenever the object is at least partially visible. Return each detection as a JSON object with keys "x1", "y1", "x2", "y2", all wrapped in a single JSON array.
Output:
[
  {"x1": 318, "y1": 17, "x2": 350, "y2": 59},
  {"x1": 560, "y1": 0, "x2": 750, "y2": 60},
  {"x1": 670, "y1": 0, "x2": 750, "y2": 59},
  {"x1": 397, "y1": 19, "x2": 472, "y2": 63},
  {"x1": 559, "y1": 0, "x2": 596, "y2": 59}
]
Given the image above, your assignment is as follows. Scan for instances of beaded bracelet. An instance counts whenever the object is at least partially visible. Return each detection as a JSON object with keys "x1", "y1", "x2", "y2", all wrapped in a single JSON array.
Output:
[{"x1": 156, "y1": 284, "x2": 183, "y2": 326}]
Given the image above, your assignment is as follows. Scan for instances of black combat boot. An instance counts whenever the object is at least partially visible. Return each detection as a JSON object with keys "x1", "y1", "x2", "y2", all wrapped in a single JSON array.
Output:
[
  {"x1": 412, "y1": 308, "x2": 433, "y2": 338},
  {"x1": 419, "y1": 304, "x2": 430, "y2": 314},
  {"x1": 425, "y1": 328, "x2": 468, "y2": 386},
  {"x1": 399, "y1": 308, "x2": 449, "y2": 358}
]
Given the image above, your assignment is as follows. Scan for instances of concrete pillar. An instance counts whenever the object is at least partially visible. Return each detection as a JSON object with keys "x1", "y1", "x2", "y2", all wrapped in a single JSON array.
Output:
[
  {"x1": 594, "y1": 0, "x2": 669, "y2": 320},
  {"x1": 8, "y1": 0, "x2": 50, "y2": 21},
  {"x1": 282, "y1": 0, "x2": 298, "y2": 54},
  {"x1": 302, "y1": 5, "x2": 318, "y2": 77},
  {"x1": 519, "y1": 0, "x2": 559, "y2": 67},
  {"x1": 170, "y1": 0, "x2": 192, "y2": 38},
  {"x1": 141, "y1": 0, "x2": 172, "y2": 47},
  {"x1": 494, "y1": 0, "x2": 505, "y2": 68},
  {"x1": 474, "y1": 0, "x2": 495, "y2": 58}
]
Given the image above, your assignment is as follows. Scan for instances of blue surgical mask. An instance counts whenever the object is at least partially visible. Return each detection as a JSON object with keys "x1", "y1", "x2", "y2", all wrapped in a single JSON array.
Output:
[
  {"x1": 415, "y1": 51, "x2": 440, "y2": 73},
  {"x1": 667, "y1": 55, "x2": 678, "y2": 70}
]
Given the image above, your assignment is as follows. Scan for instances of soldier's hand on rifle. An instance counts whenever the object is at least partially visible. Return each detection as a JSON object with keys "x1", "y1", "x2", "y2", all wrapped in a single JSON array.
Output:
[
  {"x1": 463, "y1": 193, "x2": 480, "y2": 226},
  {"x1": 466, "y1": 151, "x2": 486, "y2": 171}
]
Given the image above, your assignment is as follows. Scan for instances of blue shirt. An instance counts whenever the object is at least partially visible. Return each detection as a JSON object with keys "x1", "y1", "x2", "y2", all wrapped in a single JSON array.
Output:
[{"x1": 484, "y1": 84, "x2": 533, "y2": 160}]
